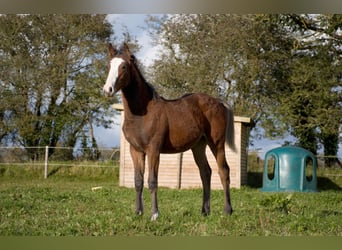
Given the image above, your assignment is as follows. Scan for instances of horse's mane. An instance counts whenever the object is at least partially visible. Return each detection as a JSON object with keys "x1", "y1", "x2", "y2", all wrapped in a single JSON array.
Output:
[
  {"x1": 160, "y1": 93, "x2": 194, "y2": 102},
  {"x1": 133, "y1": 62, "x2": 160, "y2": 100},
  {"x1": 118, "y1": 45, "x2": 160, "y2": 100}
]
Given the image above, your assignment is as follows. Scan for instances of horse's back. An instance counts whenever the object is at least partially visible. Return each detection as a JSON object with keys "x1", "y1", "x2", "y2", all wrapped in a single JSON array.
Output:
[
  {"x1": 164, "y1": 93, "x2": 227, "y2": 122},
  {"x1": 158, "y1": 93, "x2": 227, "y2": 153}
]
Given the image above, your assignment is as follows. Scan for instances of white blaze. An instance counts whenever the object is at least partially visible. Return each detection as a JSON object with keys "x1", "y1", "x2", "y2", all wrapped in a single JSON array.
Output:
[{"x1": 103, "y1": 57, "x2": 125, "y2": 94}]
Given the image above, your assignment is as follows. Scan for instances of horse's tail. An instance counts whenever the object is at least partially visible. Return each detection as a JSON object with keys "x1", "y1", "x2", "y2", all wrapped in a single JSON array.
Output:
[{"x1": 224, "y1": 103, "x2": 237, "y2": 152}]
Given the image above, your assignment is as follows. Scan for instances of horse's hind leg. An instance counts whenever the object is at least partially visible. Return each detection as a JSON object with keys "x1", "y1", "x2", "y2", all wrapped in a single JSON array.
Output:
[
  {"x1": 130, "y1": 145, "x2": 145, "y2": 215},
  {"x1": 191, "y1": 140, "x2": 212, "y2": 216},
  {"x1": 210, "y1": 143, "x2": 233, "y2": 215}
]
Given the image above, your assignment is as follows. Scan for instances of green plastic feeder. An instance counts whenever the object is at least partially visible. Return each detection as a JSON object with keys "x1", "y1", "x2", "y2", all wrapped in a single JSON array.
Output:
[{"x1": 262, "y1": 146, "x2": 317, "y2": 192}]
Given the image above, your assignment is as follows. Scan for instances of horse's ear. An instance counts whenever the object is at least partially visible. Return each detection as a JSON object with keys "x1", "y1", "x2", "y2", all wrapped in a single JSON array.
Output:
[
  {"x1": 123, "y1": 42, "x2": 131, "y2": 56},
  {"x1": 130, "y1": 54, "x2": 136, "y2": 63},
  {"x1": 108, "y1": 43, "x2": 117, "y2": 57}
]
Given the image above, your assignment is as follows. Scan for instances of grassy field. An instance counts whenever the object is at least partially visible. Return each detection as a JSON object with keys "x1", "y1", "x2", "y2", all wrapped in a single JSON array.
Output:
[{"x1": 0, "y1": 163, "x2": 341, "y2": 236}]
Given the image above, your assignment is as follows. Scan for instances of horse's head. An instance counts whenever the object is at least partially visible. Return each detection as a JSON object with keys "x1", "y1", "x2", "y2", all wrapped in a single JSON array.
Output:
[{"x1": 103, "y1": 43, "x2": 133, "y2": 97}]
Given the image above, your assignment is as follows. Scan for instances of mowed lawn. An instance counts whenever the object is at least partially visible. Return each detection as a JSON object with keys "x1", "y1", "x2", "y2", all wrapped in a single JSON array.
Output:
[{"x1": 0, "y1": 165, "x2": 341, "y2": 236}]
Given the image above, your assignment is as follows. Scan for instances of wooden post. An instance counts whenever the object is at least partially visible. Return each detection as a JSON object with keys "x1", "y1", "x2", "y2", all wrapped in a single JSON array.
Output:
[
  {"x1": 44, "y1": 146, "x2": 48, "y2": 179},
  {"x1": 177, "y1": 152, "x2": 183, "y2": 189}
]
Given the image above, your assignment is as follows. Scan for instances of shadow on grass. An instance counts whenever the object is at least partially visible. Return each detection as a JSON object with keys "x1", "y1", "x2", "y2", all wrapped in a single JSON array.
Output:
[
  {"x1": 47, "y1": 166, "x2": 63, "y2": 177},
  {"x1": 317, "y1": 177, "x2": 342, "y2": 191},
  {"x1": 247, "y1": 172, "x2": 342, "y2": 191},
  {"x1": 0, "y1": 167, "x2": 6, "y2": 176},
  {"x1": 247, "y1": 172, "x2": 263, "y2": 189}
]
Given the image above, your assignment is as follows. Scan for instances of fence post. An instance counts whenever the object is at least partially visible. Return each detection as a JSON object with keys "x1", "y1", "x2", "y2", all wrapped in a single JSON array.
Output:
[
  {"x1": 44, "y1": 146, "x2": 48, "y2": 179},
  {"x1": 176, "y1": 152, "x2": 183, "y2": 189}
]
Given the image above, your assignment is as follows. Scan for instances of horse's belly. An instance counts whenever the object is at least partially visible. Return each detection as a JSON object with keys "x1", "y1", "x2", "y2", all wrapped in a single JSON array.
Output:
[{"x1": 161, "y1": 128, "x2": 203, "y2": 153}]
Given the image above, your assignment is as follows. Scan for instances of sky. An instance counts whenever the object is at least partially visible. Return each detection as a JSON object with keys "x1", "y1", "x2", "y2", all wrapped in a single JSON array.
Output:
[{"x1": 94, "y1": 14, "x2": 342, "y2": 159}]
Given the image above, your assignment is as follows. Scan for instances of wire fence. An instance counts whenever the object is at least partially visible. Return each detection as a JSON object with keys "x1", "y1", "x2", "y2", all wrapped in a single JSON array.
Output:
[
  {"x1": 1, "y1": 146, "x2": 340, "y2": 179},
  {"x1": 0, "y1": 146, "x2": 120, "y2": 178}
]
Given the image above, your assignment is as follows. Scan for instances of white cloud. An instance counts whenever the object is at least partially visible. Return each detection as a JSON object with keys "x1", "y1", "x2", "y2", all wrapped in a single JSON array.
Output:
[
  {"x1": 105, "y1": 14, "x2": 161, "y2": 66},
  {"x1": 106, "y1": 14, "x2": 147, "y2": 40},
  {"x1": 136, "y1": 32, "x2": 162, "y2": 67}
]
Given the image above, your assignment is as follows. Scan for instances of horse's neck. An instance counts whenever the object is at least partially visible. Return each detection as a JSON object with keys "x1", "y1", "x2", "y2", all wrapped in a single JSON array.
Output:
[{"x1": 122, "y1": 68, "x2": 154, "y2": 117}]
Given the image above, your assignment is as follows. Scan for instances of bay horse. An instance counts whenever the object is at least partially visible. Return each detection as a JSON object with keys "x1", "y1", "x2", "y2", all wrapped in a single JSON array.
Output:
[{"x1": 103, "y1": 43, "x2": 236, "y2": 220}]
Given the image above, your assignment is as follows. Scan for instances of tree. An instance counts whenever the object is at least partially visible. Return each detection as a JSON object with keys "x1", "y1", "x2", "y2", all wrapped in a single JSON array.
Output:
[
  {"x1": 147, "y1": 14, "x2": 294, "y2": 137},
  {"x1": 0, "y1": 14, "x2": 116, "y2": 160},
  {"x1": 147, "y1": 14, "x2": 342, "y2": 160},
  {"x1": 283, "y1": 14, "x2": 342, "y2": 162}
]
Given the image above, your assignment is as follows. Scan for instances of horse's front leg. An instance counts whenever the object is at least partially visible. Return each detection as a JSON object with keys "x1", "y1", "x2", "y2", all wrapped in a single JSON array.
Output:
[
  {"x1": 147, "y1": 150, "x2": 160, "y2": 221},
  {"x1": 130, "y1": 145, "x2": 146, "y2": 216}
]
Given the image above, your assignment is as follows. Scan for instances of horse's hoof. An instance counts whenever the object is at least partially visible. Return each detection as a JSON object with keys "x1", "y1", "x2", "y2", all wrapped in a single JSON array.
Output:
[
  {"x1": 150, "y1": 212, "x2": 159, "y2": 221},
  {"x1": 202, "y1": 211, "x2": 210, "y2": 217},
  {"x1": 202, "y1": 207, "x2": 210, "y2": 216},
  {"x1": 225, "y1": 207, "x2": 233, "y2": 215},
  {"x1": 136, "y1": 210, "x2": 143, "y2": 216}
]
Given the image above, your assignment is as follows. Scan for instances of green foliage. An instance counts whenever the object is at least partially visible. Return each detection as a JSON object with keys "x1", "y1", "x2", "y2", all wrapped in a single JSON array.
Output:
[
  {"x1": 0, "y1": 14, "x2": 116, "y2": 159},
  {"x1": 0, "y1": 165, "x2": 341, "y2": 236},
  {"x1": 147, "y1": 14, "x2": 342, "y2": 158},
  {"x1": 259, "y1": 194, "x2": 293, "y2": 214},
  {"x1": 278, "y1": 23, "x2": 342, "y2": 155},
  {"x1": 148, "y1": 14, "x2": 294, "y2": 126}
]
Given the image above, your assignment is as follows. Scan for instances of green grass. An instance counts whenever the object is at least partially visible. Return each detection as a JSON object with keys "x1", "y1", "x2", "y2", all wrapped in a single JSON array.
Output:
[{"x1": 0, "y1": 164, "x2": 341, "y2": 236}]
